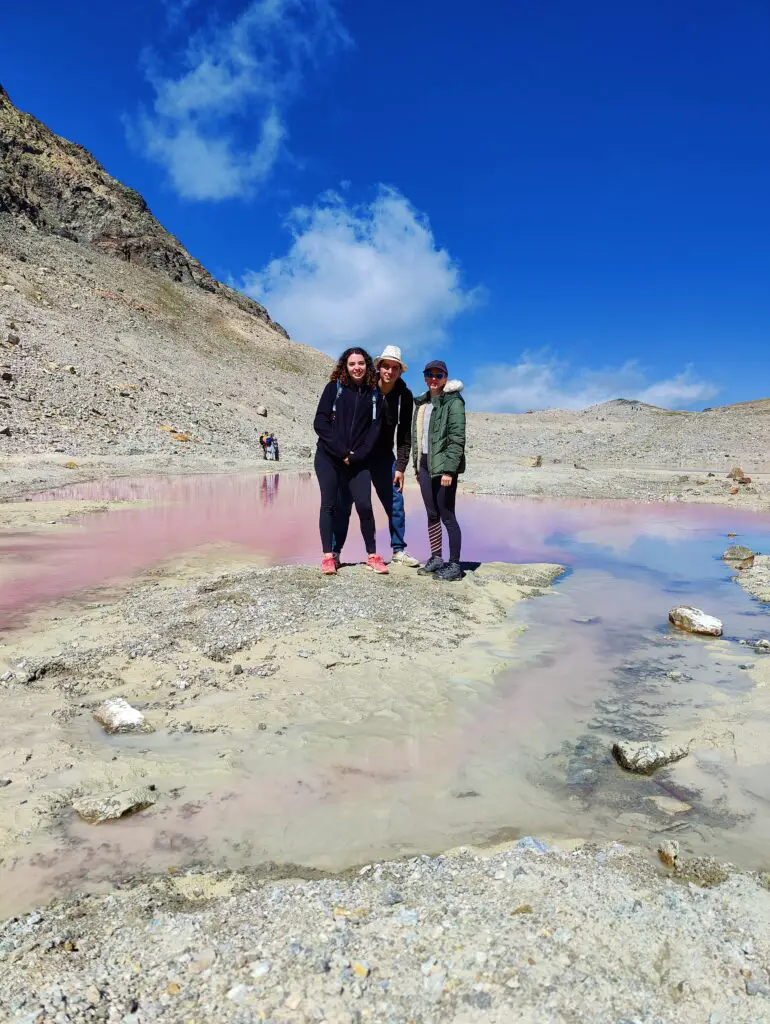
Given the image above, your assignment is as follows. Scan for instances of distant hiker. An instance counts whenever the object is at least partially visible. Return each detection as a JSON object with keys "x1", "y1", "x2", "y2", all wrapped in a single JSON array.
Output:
[
  {"x1": 313, "y1": 347, "x2": 387, "y2": 575},
  {"x1": 413, "y1": 359, "x2": 466, "y2": 582},
  {"x1": 332, "y1": 345, "x2": 419, "y2": 568},
  {"x1": 260, "y1": 431, "x2": 279, "y2": 461}
]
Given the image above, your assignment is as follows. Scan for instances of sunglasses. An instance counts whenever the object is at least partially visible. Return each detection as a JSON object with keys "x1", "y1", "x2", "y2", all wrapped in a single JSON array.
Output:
[{"x1": 424, "y1": 371, "x2": 446, "y2": 380}]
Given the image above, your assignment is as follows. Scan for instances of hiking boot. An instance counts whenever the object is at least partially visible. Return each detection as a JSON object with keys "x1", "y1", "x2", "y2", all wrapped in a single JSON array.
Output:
[
  {"x1": 321, "y1": 555, "x2": 338, "y2": 575},
  {"x1": 391, "y1": 550, "x2": 420, "y2": 568},
  {"x1": 417, "y1": 554, "x2": 444, "y2": 575},
  {"x1": 367, "y1": 553, "x2": 389, "y2": 574},
  {"x1": 434, "y1": 560, "x2": 464, "y2": 582}
]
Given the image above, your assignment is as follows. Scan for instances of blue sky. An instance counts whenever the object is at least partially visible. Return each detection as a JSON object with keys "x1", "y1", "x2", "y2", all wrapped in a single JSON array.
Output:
[{"x1": 1, "y1": 0, "x2": 768, "y2": 410}]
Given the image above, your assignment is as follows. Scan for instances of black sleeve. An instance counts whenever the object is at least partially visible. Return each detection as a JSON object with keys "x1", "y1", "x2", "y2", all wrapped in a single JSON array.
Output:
[
  {"x1": 394, "y1": 388, "x2": 413, "y2": 472},
  {"x1": 313, "y1": 382, "x2": 348, "y2": 458},
  {"x1": 349, "y1": 391, "x2": 384, "y2": 466}
]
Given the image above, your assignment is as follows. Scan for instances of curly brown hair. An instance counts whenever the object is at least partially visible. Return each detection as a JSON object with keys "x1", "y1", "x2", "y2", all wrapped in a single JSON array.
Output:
[{"x1": 329, "y1": 347, "x2": 378, "y2": 389}]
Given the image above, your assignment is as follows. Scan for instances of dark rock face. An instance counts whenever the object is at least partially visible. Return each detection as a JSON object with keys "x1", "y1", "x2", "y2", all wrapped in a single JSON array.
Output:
[{"x1": 0, "y1": 84, "x2": 286, "y2": 335}]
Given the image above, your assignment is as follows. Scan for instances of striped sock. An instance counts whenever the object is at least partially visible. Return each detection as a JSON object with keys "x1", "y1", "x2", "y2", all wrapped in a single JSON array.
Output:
[{"x1": 428, "y1": 520, "x2": 442, "y2": 557}]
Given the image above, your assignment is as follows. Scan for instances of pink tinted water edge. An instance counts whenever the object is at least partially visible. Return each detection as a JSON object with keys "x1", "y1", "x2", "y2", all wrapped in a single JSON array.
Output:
[{"x1": 5, "y1": 471, "x2": 770, "y2": 625}]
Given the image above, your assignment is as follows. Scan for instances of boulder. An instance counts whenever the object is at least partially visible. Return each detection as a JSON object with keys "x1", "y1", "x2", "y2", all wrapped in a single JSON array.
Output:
[
  {"x1": 93, "y1": 697, "x2": 153, "y2": 734},
  {"x1": 256, "y1": 405, "x2": 268, "y2": 417},
  {"x1": 298, "y1": 446, "x2": 312, "y2": 458},
  {"x1": 612, "y1": 741, "x2": 689, "y2": 775},
  {"x1": 755, "y1": 639, "x2": 770, "y2": 652},
  {"x1": 723, "y1": 545, "x2": 754, "y2": 568},
  {"x1": 668, "y1": 605, "x2": 723, "y2": 636},
  {"x1": 73, "y1": 785, "x2": 157, "y2": 824},
  {"x1": 525, "y1": 455, "x2": 543, "y2": 468},
  {"x1": 728, "y1": 466, "x2": 747, "y2": 482}
]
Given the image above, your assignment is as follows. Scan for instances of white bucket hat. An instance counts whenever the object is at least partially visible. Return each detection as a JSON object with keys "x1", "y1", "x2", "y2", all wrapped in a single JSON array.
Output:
[{"x1": 375, "y1": 344, "x2": 407, "y2": 371}]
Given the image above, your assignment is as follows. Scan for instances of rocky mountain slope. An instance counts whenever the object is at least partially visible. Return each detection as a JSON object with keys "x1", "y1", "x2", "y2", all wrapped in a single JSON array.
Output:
[
  {"x1": 0, "y1": 85, "x2": 279, "y2": 326},
  {"x1": 0, "y1": 86, "x2": 331, "y2": 465}
]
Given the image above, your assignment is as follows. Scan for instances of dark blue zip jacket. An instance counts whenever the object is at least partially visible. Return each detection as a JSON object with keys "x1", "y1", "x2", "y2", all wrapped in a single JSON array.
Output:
[{"x1": 313, "y1": 381, "x2": 384, "y2": 466}]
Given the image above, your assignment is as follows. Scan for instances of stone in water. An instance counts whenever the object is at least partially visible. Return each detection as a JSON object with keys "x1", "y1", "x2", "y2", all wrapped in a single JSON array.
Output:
[
  {"x1": 723, "y1": 545, "x2": 754, "y2": 567},
  {"x1": 73, "y1": 785, "x2": 157, "y2": 824},
  {"x1": 93, "y1": 697, "x2": 153, "y2": 734},
  {"x1": 612, "y1": 741, "x2": 688, "y2": 775},
  {"x1": 668, "y1": 606, "x2": 723, "y2": 637}
]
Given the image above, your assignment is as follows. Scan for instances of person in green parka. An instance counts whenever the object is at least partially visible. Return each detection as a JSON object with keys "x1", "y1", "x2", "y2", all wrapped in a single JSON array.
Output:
[{"x1": 412, "y1": 358, "x2": 466, "y2": 581}]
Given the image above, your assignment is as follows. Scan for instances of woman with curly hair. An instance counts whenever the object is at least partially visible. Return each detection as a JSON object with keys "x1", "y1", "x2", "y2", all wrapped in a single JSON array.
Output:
[{"x1": 313, "y1": 347, "x2": 387, "y2": 575}]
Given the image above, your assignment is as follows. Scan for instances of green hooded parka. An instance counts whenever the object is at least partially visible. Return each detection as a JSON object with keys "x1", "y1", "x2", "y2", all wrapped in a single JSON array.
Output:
[{"x1": 411, "y1": 379, "x2": 466, "y2": 477}]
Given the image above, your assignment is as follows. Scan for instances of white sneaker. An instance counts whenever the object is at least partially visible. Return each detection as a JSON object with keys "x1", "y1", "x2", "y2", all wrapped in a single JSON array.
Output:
[{"x1": 391, "y1": 550, "x2": 420, "y2": 567}]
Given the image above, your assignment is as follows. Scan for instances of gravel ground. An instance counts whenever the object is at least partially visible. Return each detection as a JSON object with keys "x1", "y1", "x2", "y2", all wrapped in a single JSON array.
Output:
[
  {"x1": 736, "y1": 555, "x2": 770, "y2": 604},
  {"x1": 3, "y1": 841, "x2": 770, "y2": 1024}
]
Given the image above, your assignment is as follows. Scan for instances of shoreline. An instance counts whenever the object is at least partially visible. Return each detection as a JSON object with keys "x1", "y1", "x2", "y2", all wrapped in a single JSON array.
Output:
[{"x1": 1, "y1": 450, "x2": 769, "y2": 511}]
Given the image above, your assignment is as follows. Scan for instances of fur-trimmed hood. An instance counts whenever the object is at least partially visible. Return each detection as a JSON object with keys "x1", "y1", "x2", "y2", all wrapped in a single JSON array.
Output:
[{"x1": 414, "y1": 379, "x2": 464, "y2": 405}]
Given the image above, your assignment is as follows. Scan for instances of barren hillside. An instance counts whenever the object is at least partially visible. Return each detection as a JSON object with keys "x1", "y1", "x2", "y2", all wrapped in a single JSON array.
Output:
[{"x1": 0, "y1": 85, "x2": 331, "y2": 464}]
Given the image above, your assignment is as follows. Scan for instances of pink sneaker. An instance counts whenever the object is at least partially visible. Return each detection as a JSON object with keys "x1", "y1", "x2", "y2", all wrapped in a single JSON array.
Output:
[
  {"x1": 321, "y1": 555, "x2": 337, "y2": 575},
  {"x1": 367, "y1": 553, "x2": 389, "y2": 574}
]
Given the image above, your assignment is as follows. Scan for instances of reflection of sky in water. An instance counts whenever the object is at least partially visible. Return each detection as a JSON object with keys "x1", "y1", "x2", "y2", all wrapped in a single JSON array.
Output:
[{"x1": 4, "y1": 474, "x2": 770, "y2": 630}]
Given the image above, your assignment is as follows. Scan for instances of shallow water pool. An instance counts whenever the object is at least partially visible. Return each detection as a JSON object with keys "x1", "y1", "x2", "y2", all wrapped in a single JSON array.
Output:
[{"x1": 1, "y1": 472, "x2": 770, "y2": 912}]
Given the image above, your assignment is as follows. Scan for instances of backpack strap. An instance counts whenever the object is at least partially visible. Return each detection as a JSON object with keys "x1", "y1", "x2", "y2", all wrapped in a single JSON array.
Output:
[{"x1": 333, "y1": 381, "x2": 378, "y2": 420}]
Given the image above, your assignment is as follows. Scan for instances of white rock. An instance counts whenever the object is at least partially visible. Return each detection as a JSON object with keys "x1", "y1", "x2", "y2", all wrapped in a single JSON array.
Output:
[
  {"x1": 256, "y1": 405, "x2": 268, "y2": 417},
  {"x1": 668, "y1": 606, "x2": 723, "y2": 637},
  {"x1": 612, "y1": 740, "x2": 689, "y2": 774},
  {"x1": 93, "y1": 697, "x2": 153, "y2": 734}
]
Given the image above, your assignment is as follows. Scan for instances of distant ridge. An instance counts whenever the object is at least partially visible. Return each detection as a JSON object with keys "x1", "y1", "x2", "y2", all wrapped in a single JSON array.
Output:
[{"x1": 0, "y1": 84, "x2": 285, "y2": 334}]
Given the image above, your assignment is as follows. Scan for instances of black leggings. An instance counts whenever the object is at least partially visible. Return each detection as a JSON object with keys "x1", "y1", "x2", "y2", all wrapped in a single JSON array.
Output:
[
  {"x1": 315, "y1": 446, "x2": 376, "y2": 554},
  {"x1": 417, "y1": 454, "x2": 461, "y2": 562}
]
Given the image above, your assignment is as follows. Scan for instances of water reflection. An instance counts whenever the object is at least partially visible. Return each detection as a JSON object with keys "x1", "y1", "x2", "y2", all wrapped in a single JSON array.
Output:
[{"x1": 4, "y1": 473, "x2": 770, "y2": 625}]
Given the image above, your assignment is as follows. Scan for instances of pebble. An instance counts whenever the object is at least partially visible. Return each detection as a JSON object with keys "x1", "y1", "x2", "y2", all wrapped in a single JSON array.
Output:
[
  {"x1": 657, "y1": 839, "x2": 680, "y2": 867},
  {"x1": 517, "y1": 836, "x2": 549, "y2": 853}
]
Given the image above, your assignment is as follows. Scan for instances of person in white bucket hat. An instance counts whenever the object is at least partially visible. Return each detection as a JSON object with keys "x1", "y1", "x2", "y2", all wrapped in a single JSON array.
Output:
[{"x1": 332, "y1": 345, "x2": 420, "y2": 567}]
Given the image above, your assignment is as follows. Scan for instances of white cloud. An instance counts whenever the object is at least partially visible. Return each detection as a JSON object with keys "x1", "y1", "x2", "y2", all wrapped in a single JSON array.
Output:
[
  {"x1": 467, "y1": 352, "x2": 718, "y2": 412},
  {"x1": 133, "y1": 0, "x2": 348, "y2": 200},
  {"x1": 242, "y1": 186, "x2": 480, "y2": 354}
]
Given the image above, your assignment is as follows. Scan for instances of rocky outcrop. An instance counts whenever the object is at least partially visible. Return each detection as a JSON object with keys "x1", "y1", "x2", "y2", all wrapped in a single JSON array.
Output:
[{"x1": 0, "y1": 85, "x2": 286, "y2": 334}]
